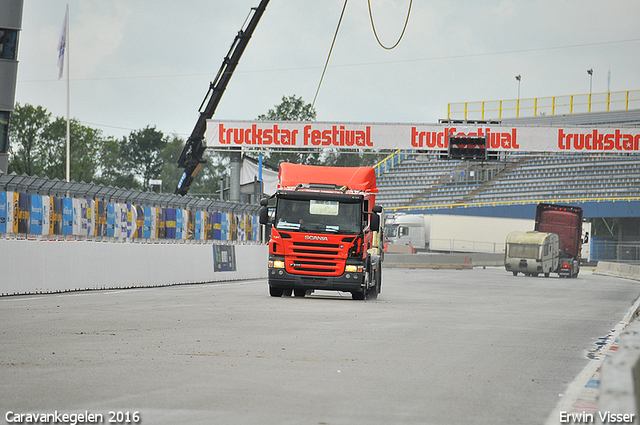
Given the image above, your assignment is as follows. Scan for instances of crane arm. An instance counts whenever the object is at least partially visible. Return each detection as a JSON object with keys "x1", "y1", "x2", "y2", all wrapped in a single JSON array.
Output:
[{"x1": 175, "y1": 0, "x2": 270, "y2": 195}]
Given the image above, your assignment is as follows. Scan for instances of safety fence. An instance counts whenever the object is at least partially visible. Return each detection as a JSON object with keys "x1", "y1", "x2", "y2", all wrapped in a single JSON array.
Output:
[
  {"x1": 0, "y1": 173, "x2": 262, "y2": 244},
  {"x1": 591, "y1": 239, "x2": 640, "y2": 264},
  {"x1": 447, "y1": 89, "x2": 640, "y2": 120}
]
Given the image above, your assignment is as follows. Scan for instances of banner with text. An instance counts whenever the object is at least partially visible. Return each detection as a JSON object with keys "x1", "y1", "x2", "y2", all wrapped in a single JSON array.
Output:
[{"x1": 206, "y1": 120, "x2": 640, "y2": 153}]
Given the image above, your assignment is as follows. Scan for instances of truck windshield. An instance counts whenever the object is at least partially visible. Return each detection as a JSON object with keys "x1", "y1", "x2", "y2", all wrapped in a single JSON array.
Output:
[
  {"x1": 275, "y1": 198, "x2": 361, "y2": 234},
  {"x1": 507, "y1": 244, "x2": 540, "y2": 259},
  {"x1": 385, "y1": 225, "x2": 398, "y2": 238}
]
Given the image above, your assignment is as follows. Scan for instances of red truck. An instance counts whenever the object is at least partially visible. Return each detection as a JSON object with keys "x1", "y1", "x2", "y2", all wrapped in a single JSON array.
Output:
[
  {"x1": 259, "y1": 163, "x2": 384, "y2": 300},
  {"x1": 534, "y1": 203, "x2": 583, "y2": 278}
]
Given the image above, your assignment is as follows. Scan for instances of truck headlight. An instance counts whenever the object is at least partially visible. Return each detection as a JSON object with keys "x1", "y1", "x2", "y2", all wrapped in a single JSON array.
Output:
[
  {"x1": 269, "y1": 260, "x2": 285, "y2": 269},
  {"x1": 345, "y1": 265, "x2": 363, "y2": 273}
]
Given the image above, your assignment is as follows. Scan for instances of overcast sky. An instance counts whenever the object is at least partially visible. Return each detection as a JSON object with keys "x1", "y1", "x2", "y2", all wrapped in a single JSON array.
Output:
[{"x1": 14, "y1": 0, "x2": 640, "y2": 140}]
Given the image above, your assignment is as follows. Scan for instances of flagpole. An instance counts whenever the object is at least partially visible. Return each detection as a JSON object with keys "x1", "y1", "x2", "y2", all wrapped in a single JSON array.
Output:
[{"x1": 65, "y1": 4, "x2": 70, "y2": 183}]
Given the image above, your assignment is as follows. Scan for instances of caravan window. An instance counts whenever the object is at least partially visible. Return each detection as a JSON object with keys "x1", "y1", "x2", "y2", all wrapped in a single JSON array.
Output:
[{"x1": 508, "y1": 244, "x2": 539, "y2": 259}]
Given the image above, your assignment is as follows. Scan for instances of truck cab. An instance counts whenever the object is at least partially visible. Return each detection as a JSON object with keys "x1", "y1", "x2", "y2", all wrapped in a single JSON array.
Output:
[
  {"x1": 535, "y1": 203, "x2": 583, "y2": 278},
  {"x1": 260, "y1": 164, "x2": 383, "y2": 300}
]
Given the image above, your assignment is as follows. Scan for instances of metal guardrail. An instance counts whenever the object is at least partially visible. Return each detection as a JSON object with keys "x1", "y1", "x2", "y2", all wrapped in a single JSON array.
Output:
[
  {"x1": 0, "y1": 173, "x2": 259, "y2": 214},
  {"x1": 447, "y1": 89, "x2": 640, "y2": 120},
  {"x1": 0, "y1": 173, "x2": 261, "y2": 243}
]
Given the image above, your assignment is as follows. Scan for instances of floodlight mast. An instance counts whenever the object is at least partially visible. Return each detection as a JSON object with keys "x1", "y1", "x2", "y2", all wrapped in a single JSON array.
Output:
[{"x1": 175, "y1": 0, "x2": 270, "y2": 196}]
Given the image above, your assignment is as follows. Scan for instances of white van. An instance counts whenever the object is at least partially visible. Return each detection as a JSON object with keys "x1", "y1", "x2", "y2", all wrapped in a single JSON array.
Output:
[{"x1": 505, "y1": 231, "x2": 559, "y2": 277}]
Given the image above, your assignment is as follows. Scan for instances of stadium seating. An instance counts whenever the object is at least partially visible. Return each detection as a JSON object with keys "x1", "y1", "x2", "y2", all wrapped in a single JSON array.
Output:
[{"x1": 375, "y1": 152, "x2": 640, "y2": 208}]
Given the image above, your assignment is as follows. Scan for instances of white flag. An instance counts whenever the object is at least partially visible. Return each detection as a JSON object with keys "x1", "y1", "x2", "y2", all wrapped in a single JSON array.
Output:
[{"x1": 58, "y1": 5, "x2": 68, "y2": 80}]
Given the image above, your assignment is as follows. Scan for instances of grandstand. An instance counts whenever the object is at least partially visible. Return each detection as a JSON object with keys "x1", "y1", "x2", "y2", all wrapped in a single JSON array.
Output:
[
  {"x1": 375, "y1": 151, "x2": 640, "y2": 209},
  {"x1": 374, "y1": 107, "x2": 640, "y2": 263},
  {"x1": 375, "y1": 108, "x2": 640, "y2": 210}
]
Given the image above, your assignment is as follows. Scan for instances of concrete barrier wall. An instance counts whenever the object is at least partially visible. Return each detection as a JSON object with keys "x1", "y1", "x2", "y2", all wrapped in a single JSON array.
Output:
[
  {"x1": 594, "y1": 261, "x2": 640, "y2": 281},
  {"x1": 595, "y1": 261, "x2": 640, "y2": 417},
  {"x1": 0, "y1": 239, "x2": 268, "y2": 296},
  {"x1": 383, "y1": 252, "x2": 503, "y2": 268},
  {"x1": 599, "y1": 321, "x2": 640, "y2": 420}
]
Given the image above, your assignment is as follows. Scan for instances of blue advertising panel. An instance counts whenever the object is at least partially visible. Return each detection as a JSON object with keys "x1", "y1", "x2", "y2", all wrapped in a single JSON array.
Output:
[
  {"x1": 106, "y1": 202, "x2": 116, "y2": 237},
  {"x1": 143, "y1": 206, "x2": 152, "y2": 239},
  {"x1": 195, "y1": 211, "x2": 203, "y2": 240},
  {"x1": 212, "y1": 212, "x2": 220, "y2": 240},
  {"x1": 0, "y1": 192, "x2": 6, "y2": 234},
  {"x1": 175, "y1": 209, "x2": 183, "y2": 239},
  {"x1": 62, "y1": 198, "x2": 73, "y2": 235},
  {"x1": 29, "y1": 195, "x2": 43, "y2": 235},
  {"x1": 165, "y1": 208, "x2": 176, "y2": 239}
]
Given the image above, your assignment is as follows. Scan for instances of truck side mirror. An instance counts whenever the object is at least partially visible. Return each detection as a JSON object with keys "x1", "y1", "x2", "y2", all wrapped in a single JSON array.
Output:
[
  {"x1": 259, "y1": 206, "x2": 269, "y2": 225},
  {"x1": 370, "y1": 212, "x2": 380, "y2": 232},
  {"x1": 372, "y1": 205, "x2": 383, "y2": 213},
  {"x1": 260, "y1": 197, "x2": 269, "y2": 207}
]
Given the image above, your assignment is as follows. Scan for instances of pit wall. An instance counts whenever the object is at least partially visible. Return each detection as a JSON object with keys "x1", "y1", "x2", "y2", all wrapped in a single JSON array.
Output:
[{"x1": 0, "y1": 239, "x2": 268, "y2": 296}]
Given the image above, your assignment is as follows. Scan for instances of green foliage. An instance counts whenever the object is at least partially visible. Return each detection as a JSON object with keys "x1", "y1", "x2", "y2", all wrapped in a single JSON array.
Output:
[
  {"x1": 8, "y1": 103, "x2": 50, "y2": 176},
  {"x1": 119, "y1": 126, "x2": 167, "y2": 191},
  {"x1": 255, "y1": 95, "x2": 321, "y2": 165},
  {"x1": 257, "y1": 95, "x2": 317, "y2": 122}
]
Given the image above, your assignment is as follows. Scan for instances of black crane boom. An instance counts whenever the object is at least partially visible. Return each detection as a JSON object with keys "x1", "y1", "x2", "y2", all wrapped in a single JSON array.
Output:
[{"x1": 175, "y1": 0, "x2": 270, "y2": 196}]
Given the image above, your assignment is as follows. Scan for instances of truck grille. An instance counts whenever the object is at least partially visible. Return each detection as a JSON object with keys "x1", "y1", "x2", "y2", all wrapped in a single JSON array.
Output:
[{"x1": 287, "y1": 241, "x2": 344, "y2": 275}]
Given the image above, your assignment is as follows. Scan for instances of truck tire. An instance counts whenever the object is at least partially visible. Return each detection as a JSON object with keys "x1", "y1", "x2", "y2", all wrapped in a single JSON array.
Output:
[
  {"x1": 367, "y1": 261, "x2": 381, "y2": 300},
  {"x1": 269, "y1": 285, "x2": 284, "y2": 297},
  {"x1": 352, "y1": 270, "x2": 369, "y2": 300},
  {"x1": 352, "y1": 291, "x2": 365, "y2": 300},
  {"x1": 294, "y1": 289, "x2": 306, "y2": 297}
]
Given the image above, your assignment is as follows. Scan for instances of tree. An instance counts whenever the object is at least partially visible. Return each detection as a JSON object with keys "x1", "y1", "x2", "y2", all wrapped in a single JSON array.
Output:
[
  {"x1": 256, "y1": 95, "x2": 320, "y2": 165},
  {"x1": 40, "y1": 117, "x2": 102, "y2": 182},
  {"x1": 8, "y1": 103, "x2": 103, "y2": 183},
  {"x1": 119, "y1": 126, "x2": 167, "y2": 191},
  {"x1": 257, "y1": 95, "x2": 317, "y2": 121},
  {"x1": 94, "y1": 136, "x2": 140, "y2": 189},
  {"x1": 8, "y1": 103, "x2": 50, "y2": 176}
]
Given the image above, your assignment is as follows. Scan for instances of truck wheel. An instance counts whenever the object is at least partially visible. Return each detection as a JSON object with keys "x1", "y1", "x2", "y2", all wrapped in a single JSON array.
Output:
[
  {"x1": 544, "y1": 272, "x2": 550, "y2": 277},
  {"x1": 512, "y1": 272, "x2": 518, "y2": 276},
  {"x1": 294, "y1": 289, "x2": 306, "y2": 298},
  {"x1": 283, "y1": 289, "x2": 292, "y2": 297},
  {"x1": 367, "y1": 288, "x2": 378, "y2": 300},
  {"x1": 269, "y1": 285, "x2": 284, "y2": 297},
  {"x1": 352, "y1": 291, "x2": 365, "y2": 300}
]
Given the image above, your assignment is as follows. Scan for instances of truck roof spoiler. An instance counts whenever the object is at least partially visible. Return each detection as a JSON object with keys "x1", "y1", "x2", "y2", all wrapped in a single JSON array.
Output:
[{"x1": 295, "y1": 183, "x2": 348, "y2": 193}]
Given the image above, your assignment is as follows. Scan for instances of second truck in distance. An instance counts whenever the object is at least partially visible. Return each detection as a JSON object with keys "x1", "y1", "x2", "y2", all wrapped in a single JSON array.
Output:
[{"x1": 505, "y1": 203, "x2": 584, "y2": 278}]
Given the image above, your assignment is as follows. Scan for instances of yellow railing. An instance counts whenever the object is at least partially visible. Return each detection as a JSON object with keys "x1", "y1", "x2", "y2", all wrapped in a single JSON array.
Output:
[
  {"x1": 373, "y1": 149, "x2": 411, "y2": 176},
  {"x1": 447, "y1": 89, "x2": 640, "y2": 120},
  {"x1": 385, "y1": 196, "x2": 640, "y2": 213}
]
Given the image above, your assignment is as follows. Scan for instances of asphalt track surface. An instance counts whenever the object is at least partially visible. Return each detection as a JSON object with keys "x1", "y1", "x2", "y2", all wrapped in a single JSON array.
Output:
[{"x1": 1, "y1": 267, "x2": 639, "y2": 425}]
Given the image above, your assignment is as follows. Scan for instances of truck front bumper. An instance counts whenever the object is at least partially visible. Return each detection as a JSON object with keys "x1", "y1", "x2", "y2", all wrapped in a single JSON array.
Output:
[{"x1": 268, "y1": 267, "x2": 364, "y2": 293}]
